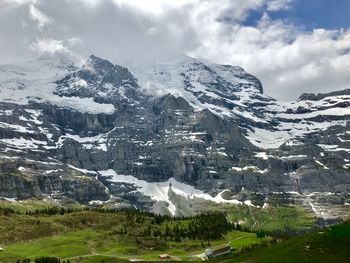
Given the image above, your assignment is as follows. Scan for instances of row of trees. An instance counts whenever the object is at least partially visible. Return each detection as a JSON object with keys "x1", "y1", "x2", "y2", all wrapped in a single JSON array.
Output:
[
  {"x1": 16, "y1": 257, "x2": 70, "y2": 263},
  {"x1": 139, "y1": 213, "x2": 235, "y2": 242},
  {"x1": 0, "y1": 206, "x2": 18, "y2": 216},
  {"x1": 25, "y1": 207, "x2": 78, "y2": 216}
]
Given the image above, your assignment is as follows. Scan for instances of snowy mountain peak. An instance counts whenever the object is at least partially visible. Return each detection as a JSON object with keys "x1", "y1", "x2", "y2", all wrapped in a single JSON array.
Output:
[
  {"x1": 0, "y1": 54, "x2": 349, "y2": 218},
  {"x1": 131, "y1": 55, "x2": 264, "y2": 96},
  {"x1": 298, "y1": 88, "x2": 350, "y2": 101},
  {"x1": 86, "y1": 54, "x2": 115, "y2": 73}
]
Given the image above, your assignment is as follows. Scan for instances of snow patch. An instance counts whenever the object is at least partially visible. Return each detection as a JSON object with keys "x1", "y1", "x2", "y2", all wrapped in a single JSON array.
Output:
[
  {"x1": 97, "y1": 169, "x2": 243, "y2": 215},
  {"x1": 315, "y1": 160, "x2": 329, "y2": 170},
  {"x1": 230, "y1": 166, "x2": 268, "y2": 174},
  {"x1": 255, "y1": 152, "x2": 270, "y2": 160},
  {"x1": 0, "y1": 137, "x2": 47, "y2": 149},
  {"x1": 18, "y1": 167, "x2": 26, "y2": 172}
]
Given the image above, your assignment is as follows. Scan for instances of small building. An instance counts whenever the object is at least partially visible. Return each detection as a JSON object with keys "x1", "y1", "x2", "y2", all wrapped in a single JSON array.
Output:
[
  {"x1": 159, "y1": 253, "x2": 170, "y2": 260},
  {"x1": 205, "y1": 245, "x2": 232, "y2": 259}
]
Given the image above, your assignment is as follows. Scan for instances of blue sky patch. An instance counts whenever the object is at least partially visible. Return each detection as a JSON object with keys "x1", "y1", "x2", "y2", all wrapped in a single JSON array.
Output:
[{"x1": 244, "y1": 0, "x2": 350, "y2": 30}]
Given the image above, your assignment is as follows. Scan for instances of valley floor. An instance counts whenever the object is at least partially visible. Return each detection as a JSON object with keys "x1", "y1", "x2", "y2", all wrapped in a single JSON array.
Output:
[
  {"x1": 0, "y1": 199, "x2": 348, "y2": 263},
  {"x1": 0, "y1": 203, "x2": 261, "y2": 262}
]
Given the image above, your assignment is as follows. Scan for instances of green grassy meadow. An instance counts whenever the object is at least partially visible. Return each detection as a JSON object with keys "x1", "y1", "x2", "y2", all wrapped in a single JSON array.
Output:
[
  {"x1": 0, "y1": 201, "x2": 263, "y2": 262},
  {"x1": 217, "y1": 220, "x2": 350, "y2": 263},
  {"x1": 0, "y1": 198, "x2": 331, "y2": 263}
]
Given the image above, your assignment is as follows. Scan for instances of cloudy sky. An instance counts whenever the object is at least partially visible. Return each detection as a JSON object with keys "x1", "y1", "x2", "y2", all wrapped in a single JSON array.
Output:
[{"x1": 0, "y1": 0, "x2": 349, "y2": 100}]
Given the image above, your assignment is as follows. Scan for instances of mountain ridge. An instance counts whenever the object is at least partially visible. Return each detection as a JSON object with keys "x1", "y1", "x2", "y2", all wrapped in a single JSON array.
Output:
[{"x1": 0, "y1": 54, "x2": 349, "y2": 220}]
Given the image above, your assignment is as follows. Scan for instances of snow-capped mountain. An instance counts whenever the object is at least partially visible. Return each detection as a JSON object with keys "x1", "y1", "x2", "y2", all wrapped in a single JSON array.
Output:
[{"x1": 0, "y1": 54, "x2": 349, "y2": 220}]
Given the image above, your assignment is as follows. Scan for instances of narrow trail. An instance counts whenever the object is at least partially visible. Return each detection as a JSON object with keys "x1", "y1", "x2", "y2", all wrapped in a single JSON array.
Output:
[{"x1": 226, "y1": 234, "x2": 249, "y2": 245}]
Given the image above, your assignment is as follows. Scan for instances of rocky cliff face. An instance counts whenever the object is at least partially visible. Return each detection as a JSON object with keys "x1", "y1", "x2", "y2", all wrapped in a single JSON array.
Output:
[{"x1": 0, "y1": 54, "x2": 349, "y2": 219}]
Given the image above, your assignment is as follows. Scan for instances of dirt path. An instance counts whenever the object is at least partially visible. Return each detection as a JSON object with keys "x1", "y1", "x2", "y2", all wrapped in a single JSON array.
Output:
[{"x1": 223, "y1": 234, "x2": 249, "y2": 246}]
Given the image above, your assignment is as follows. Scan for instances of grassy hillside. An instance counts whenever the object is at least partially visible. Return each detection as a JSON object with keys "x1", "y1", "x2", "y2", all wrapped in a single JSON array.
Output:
[
  {"x1": 216, "y1": 220, "x2": 350, "y2": 263},
  {"x1": 0, "y1": 199, "x2": 320, "y2": 263},
  {"x1": 0, "y1": 203, "x2": 261, "y2": 262},
  {"x1": 197, "y1": 201, "x2": 316, "y2": 234}
]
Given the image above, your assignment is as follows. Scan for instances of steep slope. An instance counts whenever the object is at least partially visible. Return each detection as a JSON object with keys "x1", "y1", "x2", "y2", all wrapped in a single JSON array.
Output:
[
  {"x1": 0, "y1": 54, "x2": 349, "y2": 219},
  {"x1": 221, "y1": 220, "x2": 350, "y2": 263}
]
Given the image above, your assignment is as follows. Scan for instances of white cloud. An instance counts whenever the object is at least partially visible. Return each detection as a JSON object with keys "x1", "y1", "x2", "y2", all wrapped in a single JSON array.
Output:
[
  {"x1": 29, "y1": 4, "x2": 51, "y2": 29},
  {"x1": 1, "y1": 0, "x2": 38, "y2": 6},
  {"x1": 0, "y1": 0, "x2": 349, "y2": 100},
  {"x1": 30, "y1": 38, "x2": 68, "y2": 54},
  {"x1": 79, "y1": 0, "x2": 197, "y2": 14},
  {"x1": 66, "y1": 36, "x2": 82, "y2": 47},
  {"x1": 112, "y1": 0, "x2": 194, "y2": 14},
  {"x1": 266, "y1": 0, "x2": 292, "y2": 11},
  {"x1": 188, "y1": 9, "x2": 350, "y2": 100}
]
